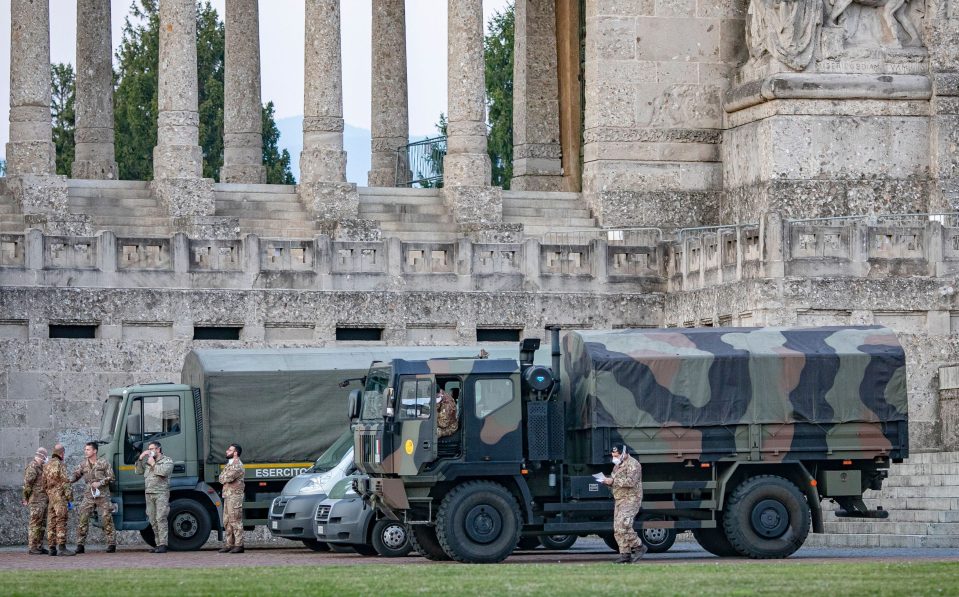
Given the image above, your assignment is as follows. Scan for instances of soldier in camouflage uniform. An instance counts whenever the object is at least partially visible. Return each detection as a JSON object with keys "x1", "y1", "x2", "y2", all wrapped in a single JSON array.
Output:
[
  {"x1": 436, "y1": 389, "x2": 459, "y2": 438},
  {"x1": 43, "y1": 444, "x2": 76, "y2": 556},
  {"x1": 71, "y1": 441, "x2": 116, "y2": 553},
  {"x1": 604, "y1": 445, "x2": 646, "y2": 563},
  {"x1": 135, "y1": 441, "x2": 174, "y2": 553},
  {"x1": 217, "y1": 443, "x2": 246, "y2": 553},
  {"x1": 22, "y1": 447, "x2": 49, "y2": 555}
]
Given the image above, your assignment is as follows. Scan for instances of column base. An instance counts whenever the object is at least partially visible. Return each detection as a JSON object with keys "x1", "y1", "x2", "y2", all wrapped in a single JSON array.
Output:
[
  {"x1": 583, "y1": 189, "x2": 720, "y2": 229},
  {"x1": 443, "y1": 185, "x2": 503, "y2": 226},
  {"x1": 298, "y1": 181, "x2": 359, "y2": 220},
  {"x1": 299, "y1": 148, "x2": 348, "y2": 184},
  {"x1": 7, "y1": 174, "x2": 68, "y2": 216},
  {"x1": 152, "y1": 177, "x2": 215, "y2": 217},
  {"x1": 443, "y1": 152, "x2": 491, "y2": 188},
  {"x1": 367, "y1": 168, "x2": 399, "y2": 188},
  {"x1": 71, "y1": 160, "x2": 118, "y2": 180},
  {"x1": 4, "y1": 141, "x2": 56, "y2": 178},
  {"x1": 511, "y1": 175, "x2": 566, "y2": 192},
  {"x1": 220, "y1": 164, "x2": 267, "y2": 184}
]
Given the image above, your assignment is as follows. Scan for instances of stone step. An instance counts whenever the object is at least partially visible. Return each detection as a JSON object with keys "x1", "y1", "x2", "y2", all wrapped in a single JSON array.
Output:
[
  {"x1": 502, "y1": 190, "x2": 581, "y2": 201},
  {"x1": 379, "y1": 221, "x2": 458, "y2": 232},
  {"x1": 904, "y1": 452, "x2": 959, "y2": 464},
  {"x1": 236, "y1": 218, "x2": 317, "y2": 232},
  {"x1": 216, "y1": 208, "x2": 308, "y2": 221},
  {"x1": 358, "y1": 194, "x2": 445, "y2": 206},
  {"x1": 823, "y1": 508, "x2": 959, "y2": 523},
  {"x1": 358, "y1": 187, "x2": 441, "y2": 198},
  {"x1": 822, "y1": 521, "x2": 959, "y2": 536},
  {"x1": 213, "y1": 192, "x2": 302, "y2": 203},
  {"x1": 503, "y1": 216, "x2": 597, "y2": 228},
  {"x1": 0, "y1": 203, "x2": 19, "y2": 214},
  {"x1": 69, "y1": 196, "x2": 158, "y2": 208},
  {"x1": 803, "y1": 533, "x2": 959, "y2": 549},
  {"x1": 215, "y1": 199, "x2": 304, "y2": 211},
  {"x1": 66, "y1": 179, "x2": 151, "y2": 190},
  {"x1": 213, "y1": 182, "x2": 296, "y2": 194},
  {"x1": 358, "y1": 203, "x2": 449, "y2": 216},
  {"x1": 92, "y1": 216, "x2": 172, "y2": 228},
  {"x1": 384, "y1": 230, "x2": 460, "y2": 242},
  {"x1": 867, "y1": 485, "x2": 959, "y2": 498},
  {"x1": 858, "y1": 496, "x2": 959, "y2": 511},
  {"x1": 885, "y1": 473, "x2": 959, "y2": 487},
  {"x1": 88, "y1": 225, "x2": 173, "y2": 237},
  {"x1": 68, "y1": 186, "x2": 154, "y2": 199},
  {"x1": 69, "y1": 205, "x2": 166, "y2": 217},
  {"x1": 502, "y1": 206, "x2": 592, "y2": 218},
  {"x1": 502, "y1": 198, "x2": 586, "y2": 210},
  {"x1": 887, "y1": 462, "x2": 959, "y2": 477},
  {"x1": 359, "y1": 213, "x2": 453, "y2": 224}
]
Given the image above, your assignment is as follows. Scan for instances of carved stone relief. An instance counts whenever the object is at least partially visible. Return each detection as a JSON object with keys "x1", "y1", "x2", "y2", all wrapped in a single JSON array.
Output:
[{"x1": 746, "y1": 0, "x2": 824, "y2": 71}]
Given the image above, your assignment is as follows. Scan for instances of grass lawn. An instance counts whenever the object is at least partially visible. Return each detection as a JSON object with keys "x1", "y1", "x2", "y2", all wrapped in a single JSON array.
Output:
[{"x1": 1, "y1": 561, "x2": 957, "y2": 596}]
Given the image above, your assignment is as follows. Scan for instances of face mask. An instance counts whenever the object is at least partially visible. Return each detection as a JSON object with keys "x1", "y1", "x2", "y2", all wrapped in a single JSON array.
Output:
[
  {"x1": 612, "y1": 456, "x2": 621, "y2": 465},
  {"x1": 90, "y1": 487, "x2": 101, "y2": 498},
  {"x1": 44, "y1": 457, "x2": 50, "y2": 464}
]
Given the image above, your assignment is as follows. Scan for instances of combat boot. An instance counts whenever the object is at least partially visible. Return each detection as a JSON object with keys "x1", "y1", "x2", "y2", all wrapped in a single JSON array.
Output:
[
  {"x1": 75, "y1": 544, "x2": 85, "y2": 554},
  {"x1": 630, "y1": 544, "x2": 648, "y2": 563},
  {"x1": 154, "y1": 545, "x2": 167, "y2": 553},
  {"x1": 218, "y1": 546, "x2": 232, "y2": 553},
  {"x1": 229, "y1": 546, "x2": 245, "y2": 554},
  {"x1": 614, "y1": 552, "x2": 630, "y2": 563},
  {"x1": 57, "y1": 544, "x2": 76, "y2": 556},
  {"x1": 28, "y1": 547, "x2": 47, "y2": 555},
  {"x1": 106, "y1": 545, "x2": 116, "y2": 553},
  {"x1": 48, "y1": 546, "x2": 57, "y2": 556}
]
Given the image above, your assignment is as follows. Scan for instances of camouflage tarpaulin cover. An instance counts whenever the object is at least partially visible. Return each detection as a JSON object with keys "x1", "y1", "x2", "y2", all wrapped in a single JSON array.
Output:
[{"x1": 562, "y1": 326, "x2": 907, "y2": 430}]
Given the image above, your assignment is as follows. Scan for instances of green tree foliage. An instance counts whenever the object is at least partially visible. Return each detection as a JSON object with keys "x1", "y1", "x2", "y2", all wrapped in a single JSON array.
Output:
[
  {"x1": 484, "y1": 3, "x2": 514, "y2": 189},
  {"x1": 262, "y1": 101, "x2": 295, "y2": 185},
  {"x1": 112, "y1": 0, "x2": 292, "y2": 183},
  {"x1": 51, "y1": 63, "x2": 76, "y2": 176}
]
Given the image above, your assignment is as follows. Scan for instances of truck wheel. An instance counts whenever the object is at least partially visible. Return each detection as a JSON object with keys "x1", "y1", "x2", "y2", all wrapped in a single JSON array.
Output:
[
  {"x1": 639, "y1": 515, "x2": 677, "y2": 553},
  {"x1": 302, "y1": 538, "x2": 330, "y2": 552},
  {"x1": 329, "y1": 543, "x2": 355, "y2": 553},
  {"x1": 167, "y1": 499, "x2": 212, "y2": 551},
  {"x1": 139, "y1": 527, "x2": 156, "y2": 548},
  {"x1": 516, "y1": 536, "x2": 541, "y2": 550},
  {"x1": 540, "y1": 535, "x2": 578, "y2": 550},
  {"x1": 692, "y1": 527, "x2": 739, "y2": 557},
  {"x1": 371, "y1": 518, "x2": 413, "y2": 557},
  {"x1": 351, "y1": 543, "x2": 379, "y2": 556},
  {"x1": 601, "y1": 533, "x2": 618, "y2": 552},
  {"x1": 436, "y1": 481, "x2": 521, "y2": 563},
  {"x1": 723, "y1": 475, "x2": 811, "y2": 559},
  {"x1": 409, "y1": 525, "x2": 451, "y2": 561}
]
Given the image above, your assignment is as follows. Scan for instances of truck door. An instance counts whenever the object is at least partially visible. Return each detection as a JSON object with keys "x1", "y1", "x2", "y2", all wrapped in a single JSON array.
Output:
[
  {"x1": 464, "y1": 376, "x2": 522, "y2": 463},
  {"x1": 394, "y1": 375, "x2": 437, "y2": 475},
  {"x1": 118, "y1": 393, "x2": 188, "y2": 493}
]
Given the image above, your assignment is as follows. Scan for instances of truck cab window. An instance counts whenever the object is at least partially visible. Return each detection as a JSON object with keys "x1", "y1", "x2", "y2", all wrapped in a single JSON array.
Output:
[
  {"x1": 125, "y1": 395, "x2": 181, "y2": 453},
  {"x1": 399, "y1": 378, "x2": 433, "y2": 420},
  {"x1": 474, "y1": 378, "x2": 513, "y2": 418}
]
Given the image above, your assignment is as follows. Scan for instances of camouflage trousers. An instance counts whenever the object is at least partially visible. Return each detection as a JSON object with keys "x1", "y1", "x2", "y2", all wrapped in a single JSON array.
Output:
[
  {"x1": 77, "y1": 495, "x2": 116, "y2": 546},
  {"x1": 223, "y1": 494, "x2": 244, "y2": 547},
  {"x1": 613, "y1": 497, "x2": 642, "y2": 554},
  {"x1": 46, "y1": 497, "x2": 69, "y2": 546},
  {"x1": 146, "y1": 492, "x2": 170, "y2": 547},
  {"x1": 27, "y1": 498, "x2": 48, "y2": 549}
]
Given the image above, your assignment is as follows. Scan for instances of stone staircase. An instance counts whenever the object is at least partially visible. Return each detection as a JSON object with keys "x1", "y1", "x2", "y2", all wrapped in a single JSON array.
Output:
[
  {"x1": 0, "y1": 187, "x2": 23, "y2": 233},
  {"x1": 214, "y1": 183, "x2": 316, "y2": 238},
  {"x1": 807, "y1": 451, "x2": 959, "y2": 548},
  {"x1": 68, "y1": 179, "x2": 168, "y2": 236},
  {"x1": 358, "y1": 187, "x2": 457, "y2": 242},
  {"x1": 502, "y1": 190, "x2": 599, "y2": 240}
]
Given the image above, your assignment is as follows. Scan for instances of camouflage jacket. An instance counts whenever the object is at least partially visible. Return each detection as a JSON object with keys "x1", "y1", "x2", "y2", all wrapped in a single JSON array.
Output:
[
  {"x1": 437, "y1": 397, "x2": 459, "y2": 438},
  {"x1": 22, "y1": 458, "x2": 46, "y2": 503},
  {"x1": 218, "y1": 459, "x2": 245, "y2": 498},
  {"x1": 610, "y1": 453, "x2": 642, "y2": 502},
  {"x1": 42, "y1": 455, "x2": 72, "y2": 502},
  {"x1": 72, "y1": 457, "x2": 115, "y2": 497},
  {"x1": 135, "y1": 454, "x2": 174, "y2": 494}
]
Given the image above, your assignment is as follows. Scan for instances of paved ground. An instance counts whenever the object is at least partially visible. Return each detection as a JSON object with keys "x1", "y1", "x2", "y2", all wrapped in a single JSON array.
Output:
[{"x1": 2, "y1": 537, "x2": 958, "y2": 570}]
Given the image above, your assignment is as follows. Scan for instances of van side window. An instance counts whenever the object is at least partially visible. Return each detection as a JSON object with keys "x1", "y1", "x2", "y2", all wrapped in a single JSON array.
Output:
[
  {"x1": 474, "y1": 378, "x2": 513, "y2": 418},
  {"x1": 399, "y1": 378, "x2": 433, "y2": 419}
]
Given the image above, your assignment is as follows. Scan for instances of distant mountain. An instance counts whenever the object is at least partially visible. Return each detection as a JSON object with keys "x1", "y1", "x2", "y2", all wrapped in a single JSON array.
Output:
[{"x1": 275, "y1": 115, "x2": 371, "y2": 186}]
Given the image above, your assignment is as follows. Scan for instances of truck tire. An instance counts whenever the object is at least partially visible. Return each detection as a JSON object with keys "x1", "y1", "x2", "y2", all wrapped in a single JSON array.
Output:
[
  {"x1": 139, "y1": 527, "x2": 156, "y2": 548},
  {"x1": 639, "y1": 515, "x2": 677, "y2": 553},
  {"x1": 436, "y1": 481, "x2": 521, "y2": 563},
  {"x1": 409, "y1": 525, "x2": 451, "y2": 561},
  {"x1": 329, "y1": 543, "x2": 355, "y2": 553},
  {"x1": 540, "y1": 535, "x2": 578, "y2": 550},
  {"x1": 516, "y1": 536, "x2": 541, "y2": 550},
  {"x1": 692, "y1": 526, "x2": 739, "y2": 557},
  {"x1": 302, "y1": 538, "x2": 330, "y2": 552},
  {"x1": 601, "y1": 533, "x2": 618, "y2": 552},
  {"x1": 167, "y1": 499, "x2": 212, "y2": 551},
  {"x1": 371, "y1": 518, "x2": 413, "y2": 557},
  {"x1": 351, "y1": 543, "x2": 379, "y2": 556},
  {"x1": 723, "y1": 475, "x2": 811, "y2": 559}
]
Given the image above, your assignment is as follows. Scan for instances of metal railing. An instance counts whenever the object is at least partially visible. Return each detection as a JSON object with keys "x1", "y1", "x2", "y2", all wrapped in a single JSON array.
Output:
[
  {"x1": 541, "y1": 227, "x2": 664, "y2": 246},
  {"x1": 396, "y1": 136, "x2": 447, "y2": 188}
]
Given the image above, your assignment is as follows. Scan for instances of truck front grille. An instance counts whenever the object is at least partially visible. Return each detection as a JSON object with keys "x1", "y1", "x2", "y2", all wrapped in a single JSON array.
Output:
[{"x1": 315, "y1": 504, "x2": 331, "y2": 523}]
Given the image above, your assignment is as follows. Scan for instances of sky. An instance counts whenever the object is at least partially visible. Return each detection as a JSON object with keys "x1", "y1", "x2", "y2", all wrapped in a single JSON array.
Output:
[{"x1": 0, "y1": 0, "x2": 510, "y2": 157}]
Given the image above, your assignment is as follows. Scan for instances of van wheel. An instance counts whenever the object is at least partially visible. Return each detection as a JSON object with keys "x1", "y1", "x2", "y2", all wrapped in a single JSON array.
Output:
[
  {"x1": 516, "y1": 536, "x2": 541, "y2": 550},
  {"x1": 639, "y1": 515, "x2": 677, "y2": 553},
  {"x1": 436, "y1": 481, "x2": 521, "y2": 563},
  {"x1": 409, "y1": 525, "x2": 450, "y2": 561},
  {"x1": 302, "y1": 538, "x2": 330, "y2": 552},
  {"x1": 352, "y1": 543, "x2": 379, "y2": 556},
  {"x1": 540, "y1": 535, "x2": 578, "y2": 550},
  {"x1": 328, "y1": 543, "x2": 355, "y2": 553},
  {"x1": 371, "y1": 519, "x2": 412, "y2": 557},
  {"x1": 139, "y1": 527, "x2": 156, "y2": 548},
  {"x1": 723, "y1": 475, "x2": 810, "y2": 559},
  {"x1": 167, "y1": 499, "x2": 212, "y2": 551}
]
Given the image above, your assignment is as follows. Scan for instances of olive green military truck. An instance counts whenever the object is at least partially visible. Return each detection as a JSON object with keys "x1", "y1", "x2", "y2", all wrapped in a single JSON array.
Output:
[{"x1": 352, "y1": 326, "x2": 909, "y2": 563}]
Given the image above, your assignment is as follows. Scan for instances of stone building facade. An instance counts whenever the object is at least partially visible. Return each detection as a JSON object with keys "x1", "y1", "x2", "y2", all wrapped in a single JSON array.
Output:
[{"x1": 0, "y1": 0, "x2": 958, "y2": 546}]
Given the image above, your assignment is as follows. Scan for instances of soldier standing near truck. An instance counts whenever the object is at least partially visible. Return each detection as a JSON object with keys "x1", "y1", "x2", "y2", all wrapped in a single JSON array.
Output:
[
  {"x1": 72, "y1": 441, "x2": 116, "y2": 553},
  {"x1": 218, "y1": 443, "x2": 246, "y2": 554},
  {"x1": 22, "y1": 447, "x2": 48, "y2": 555},
  {"x1": 43, "y1": 444, "x2": 75, "y2": 556},
  {"x1": 604, "y1": 446, "x2": 646, "y2": 563},
  {"x1": 437, "y1": 389, "x2": 459, "y2": 438},
  {"x1": 136, "y1": 441, "x2": 173, "y2": 553}
]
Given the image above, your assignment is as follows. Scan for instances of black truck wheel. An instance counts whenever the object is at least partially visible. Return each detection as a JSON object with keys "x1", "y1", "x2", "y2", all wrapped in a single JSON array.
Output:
[
  {"x1": 692, "y1": 526, "x2": 739, "y2": 557},
  {"x1": 302, "y1": 538, "x2": 330, "y2": 552},
  {"x1": 723, "y1": 475, "x2": 811, "y2": 559},
  {"x1": 351, "y1": 543, "x2": 379, "y2": 556},
  {"x1": 601, "y1": 533, "x2": 618, "y2": 552},
  {"x1": 436, "y1": 481, "x2": 521, "y2": 563},
  {"x1": 371, "y1": 518, "x2": 413, "y2": 557},
  {"x1": 167, "y1": 499, "x2": 212, "y2": 551},
  {"x1": 516, "y1": 536, "x2": 541, "y2": 550},
  {"x1": 139, "y1": 527, "x2": 156, "y2": 548},
  {"x1": 540, "y1": 534, "x2": 578, "y2": 550},
  {"x1": 639, "y1": 515, "x2": 677, "y2": 553},
  {"x1": 329, "y1": 542, "x2": 355, "y2": 553},
  {"x1": 409, "y1": 524, "x2": 451, "y2": 561}
]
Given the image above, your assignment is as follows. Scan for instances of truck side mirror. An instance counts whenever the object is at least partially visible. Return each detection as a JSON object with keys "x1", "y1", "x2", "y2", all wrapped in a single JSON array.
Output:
[{"x1": 348, "y1": 389, "x2": 362, "y2": 421}]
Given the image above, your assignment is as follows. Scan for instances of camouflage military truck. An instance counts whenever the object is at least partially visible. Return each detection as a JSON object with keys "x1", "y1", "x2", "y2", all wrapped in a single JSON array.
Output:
[{"x1": 352, "y1": 326, "x2": 908, "y2": 563}]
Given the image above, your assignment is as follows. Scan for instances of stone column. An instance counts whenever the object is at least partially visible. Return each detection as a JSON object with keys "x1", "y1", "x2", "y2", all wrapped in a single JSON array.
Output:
[
  {"x1": 512, "y1": 0, "x2": 564, "y2": 191},
  {"x1": 6, "y1": 0, "x2": 67, "y2": 215},
  {"x1": 444, "y1": 0, "x2": 503, "y2": 228},
  {"x1": 368, "y1": 0, "x2": 409, "y2": 188},
  {"x1": 73, "y1": 0, "x2": 118, "y2": 180},
  {"x1": 222, "y1": 0, "x2": 266, "y2": 184},
  {"x1": 927, "y1": 0, "x2": 959, "y2": 212},
  {"x1": 152, "y1": 0, "x2": 214, "y2": 216},
  {"x1": 300, "y1": 0, "x2": 357, "y2": 221}
]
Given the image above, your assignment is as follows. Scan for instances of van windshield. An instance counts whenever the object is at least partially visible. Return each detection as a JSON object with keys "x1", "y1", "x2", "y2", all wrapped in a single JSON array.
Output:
[{"x1": 308, "y1": 430, "x2": 354, "y2": 473}]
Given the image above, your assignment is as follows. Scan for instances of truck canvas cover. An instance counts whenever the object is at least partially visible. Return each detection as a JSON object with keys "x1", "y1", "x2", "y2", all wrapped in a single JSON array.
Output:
[{"x1": 562, "y1": 326, "x2": 908, "y2": 430}]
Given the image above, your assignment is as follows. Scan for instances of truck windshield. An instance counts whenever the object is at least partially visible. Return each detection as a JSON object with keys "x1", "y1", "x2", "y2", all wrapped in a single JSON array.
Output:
[
  {"x1": 360, "y1": 366, "x2": 391, "y2": 420},
  {"x1": 99, "y1": 395, "x2": 122, "y2": 442},
  {"x1": 309, "y1": 430, "x2": 353, "y2": 473}
]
